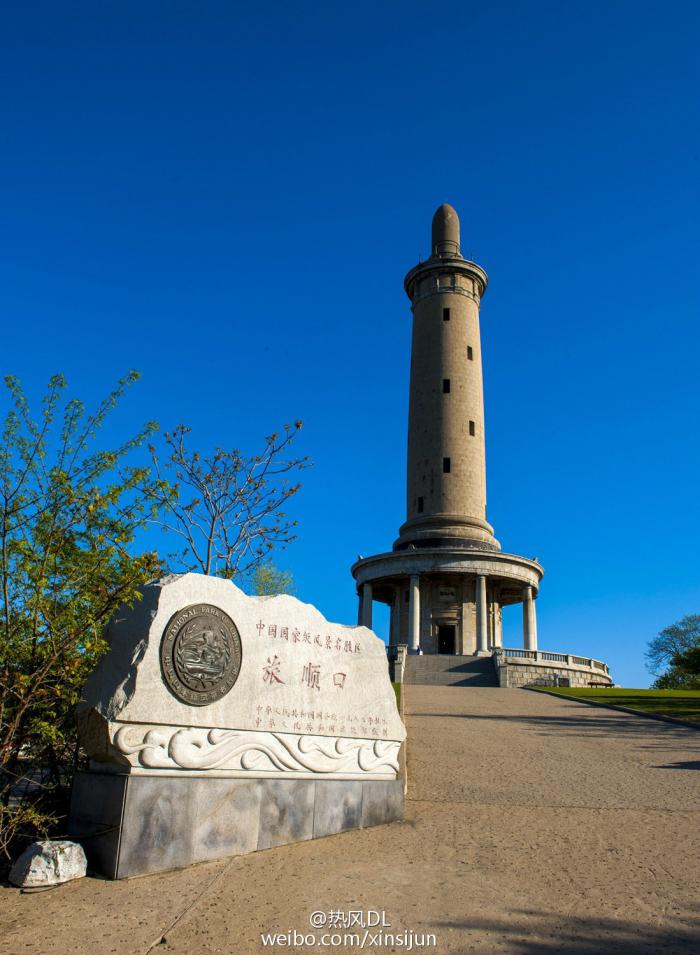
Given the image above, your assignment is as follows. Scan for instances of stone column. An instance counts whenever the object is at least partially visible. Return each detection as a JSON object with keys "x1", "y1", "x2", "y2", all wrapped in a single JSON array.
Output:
[
  {"x1": 476, "y1": 574, "x2": 489, "y2": 655},
  {"x1": 389, "y1": 590, "x2": 400, "y2": 646},
  {"x1": 522, "y1": 585, "x2": 538, "y2": 650},
  {"x1": 360, "y1": 582, "x2": 373, "y2": 630},
  {"x1": 408, "y1": 575, "x2": 420, "y2": 652},
  {"x1": 493, "y1": 602, "x2": 503, "y2": 648}
]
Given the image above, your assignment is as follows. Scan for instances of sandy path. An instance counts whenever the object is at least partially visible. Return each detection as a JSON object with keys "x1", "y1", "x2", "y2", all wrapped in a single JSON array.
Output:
[{"x1": 1, "y1": 687, "x2": 699, "y2": 954}]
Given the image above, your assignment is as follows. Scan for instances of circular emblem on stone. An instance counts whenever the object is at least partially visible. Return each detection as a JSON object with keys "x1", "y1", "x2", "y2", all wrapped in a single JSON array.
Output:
[{"x1": 160, "y1": 604, "x2": 242, "y2": 706}]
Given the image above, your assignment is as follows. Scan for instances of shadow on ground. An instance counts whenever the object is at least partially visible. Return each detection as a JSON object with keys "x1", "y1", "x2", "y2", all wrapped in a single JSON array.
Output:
[
  {"x1": 653, "y1": 759, "x2": 700, "y2": 771},
  {"x1": 434, "y1": 909, "x2": 700, "y2": 954},
  {"x1": 408, "y1": 709, "x2": 700, "y2": 757}
]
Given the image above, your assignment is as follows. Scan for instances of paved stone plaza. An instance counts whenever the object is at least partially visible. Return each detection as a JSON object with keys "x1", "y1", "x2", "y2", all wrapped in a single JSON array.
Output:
[{"x1": 2, "y1": 686, "x2": 698, "y2": 954}]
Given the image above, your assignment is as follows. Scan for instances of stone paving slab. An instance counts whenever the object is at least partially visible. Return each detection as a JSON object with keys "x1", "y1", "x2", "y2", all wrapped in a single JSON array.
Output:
[{"x1": 1, "y1": 686, "x2": 699, "y2": 954}]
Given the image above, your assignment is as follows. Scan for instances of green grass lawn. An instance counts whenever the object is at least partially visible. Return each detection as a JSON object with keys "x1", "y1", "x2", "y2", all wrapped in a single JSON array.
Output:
[{"x1": 530, "y1": 686, "x2": 700, "y2": 722}]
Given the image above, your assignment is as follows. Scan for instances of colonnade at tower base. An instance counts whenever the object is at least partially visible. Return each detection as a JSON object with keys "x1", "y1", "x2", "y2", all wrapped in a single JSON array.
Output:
[{"x1": 351, "y1": 547, "x2": 543, "y2": 657}]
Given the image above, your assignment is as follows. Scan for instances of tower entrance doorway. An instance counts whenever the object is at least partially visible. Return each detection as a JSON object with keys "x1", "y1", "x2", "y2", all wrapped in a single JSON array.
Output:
[{"x1": 437, "y1": 624, "x2": 456, "y2": 654}]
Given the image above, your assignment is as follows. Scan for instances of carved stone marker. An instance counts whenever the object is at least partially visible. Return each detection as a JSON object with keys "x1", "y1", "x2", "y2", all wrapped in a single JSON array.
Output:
[{"x1": 69, "y1": 573, "x2": 406, "y2": 878}]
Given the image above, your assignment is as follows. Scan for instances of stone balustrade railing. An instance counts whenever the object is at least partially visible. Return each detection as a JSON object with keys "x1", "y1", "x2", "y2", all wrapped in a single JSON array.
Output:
[
  {"x1": 386, "y1": 643, "x2": 408, "y2": 682},
  {"x1": 495, "y1": 647, "x2": 609, "y2": 675}
]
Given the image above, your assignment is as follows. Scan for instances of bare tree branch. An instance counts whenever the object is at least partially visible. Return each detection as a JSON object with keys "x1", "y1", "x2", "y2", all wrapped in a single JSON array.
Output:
[{"x1": 147, "y1": 422, "x2": 310, "y2": 581}]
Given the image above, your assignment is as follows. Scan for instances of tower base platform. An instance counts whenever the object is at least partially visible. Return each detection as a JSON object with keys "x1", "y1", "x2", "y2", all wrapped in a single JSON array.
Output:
[{"x1": 389, "y1": 646, "x2": 612, "y2": 688}]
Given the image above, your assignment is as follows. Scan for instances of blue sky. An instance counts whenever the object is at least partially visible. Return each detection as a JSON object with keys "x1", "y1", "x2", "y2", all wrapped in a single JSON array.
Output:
[{"x1": 2, "y1": 2, "x2": 699, "y2": 686}]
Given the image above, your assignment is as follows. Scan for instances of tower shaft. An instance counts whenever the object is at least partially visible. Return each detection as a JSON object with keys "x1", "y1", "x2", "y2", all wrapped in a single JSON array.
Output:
[{"x1": 396, "y1": 204, "x2": 498, "y2": 551}]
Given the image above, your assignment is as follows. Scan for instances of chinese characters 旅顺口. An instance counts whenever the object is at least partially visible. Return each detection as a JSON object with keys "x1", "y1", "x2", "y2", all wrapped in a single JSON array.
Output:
[{"x1": 253, "y1": 619, "x2": 390, "y2": 738}]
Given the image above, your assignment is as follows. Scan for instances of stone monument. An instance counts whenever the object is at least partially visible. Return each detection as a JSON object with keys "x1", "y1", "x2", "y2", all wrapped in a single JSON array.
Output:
[{"x1": 69, "y1": 573, "x2": 405, "y2": 878}]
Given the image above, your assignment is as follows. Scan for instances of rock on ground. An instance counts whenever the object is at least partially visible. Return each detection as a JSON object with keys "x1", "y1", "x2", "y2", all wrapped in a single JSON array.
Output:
[{"x1": 9, "y1": 840, "x2": 87, "y2": 888}]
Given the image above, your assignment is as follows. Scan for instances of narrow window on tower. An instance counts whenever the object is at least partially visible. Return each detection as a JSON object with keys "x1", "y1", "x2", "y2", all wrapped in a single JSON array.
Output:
[
  {"x1": 443, "y1": 457, "x2": 451, "y2": 473},
  {"x1": 467, "y1": 346, "x2": 474, "y2": 360},
  {"x1": 469, "y1": 420, "x2": 476, "y2": 436},
  {"x1": 417, "y1": 496, "x2": 424, "y2": 513},
  {"x1": 442, "y1": 378, "x2": 450, "y2": 393},
  {"x1": 443, "y1": 307, "x2": 450, "y2": 321}
]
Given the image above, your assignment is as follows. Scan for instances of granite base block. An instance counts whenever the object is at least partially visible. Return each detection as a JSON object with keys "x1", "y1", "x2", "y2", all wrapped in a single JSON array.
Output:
[
  {"x1": 257, "y1": 779, "x2": 315, "y2": 851},
  {"x1": 360, "y1": 779, "x2": 405, "y2": 828},
  {"x1": 69, "y1": 772, "x2": 404, "y2": 878},
  {"x1": 313, "y1": 780, "x2": 363, "y2": 838},
  {"x1": 68, "y1": 772, "x2": 127, "y2": 880}
]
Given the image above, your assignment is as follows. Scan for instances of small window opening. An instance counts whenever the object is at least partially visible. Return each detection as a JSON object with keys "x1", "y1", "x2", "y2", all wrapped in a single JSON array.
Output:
[
  {"x1": 442, "y1": 378, "x2": 450, "y2": 393},
  {"x1": 417, "y1": 496, "x2": 424, "y2": 513},
  {"x1": 443, "y1": 308, "x2": 450, "y2": 321},
  {"x1": 467, "y1": 346, "x2": 474, "y2": 360},
  {"x1": 443, "y1": 457, "x2": 451, "y2": 473},
  {"x1": 469, "y1": 420, "x2": 475, "y2": 436}
]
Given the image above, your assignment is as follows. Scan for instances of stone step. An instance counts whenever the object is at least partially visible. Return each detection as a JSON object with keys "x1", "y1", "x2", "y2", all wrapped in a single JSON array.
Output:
[
  {"x1": 403, "y1": 654, "x2": 498, "y2": 687},
  {"x1": 405, "y1": 654, "x2": 489, "y2": 669},
  {"x1": 404, "y1": 674, "x2": 497, "y2": 686}
]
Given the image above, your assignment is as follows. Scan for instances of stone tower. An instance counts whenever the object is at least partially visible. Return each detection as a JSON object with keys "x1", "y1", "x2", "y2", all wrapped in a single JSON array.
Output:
[
  {"x1": 397, "y1": 203, "x2": 497, "y2": 552},
  {"x1": 352, "y1": 204, "x2": 543, "y2": 656}
]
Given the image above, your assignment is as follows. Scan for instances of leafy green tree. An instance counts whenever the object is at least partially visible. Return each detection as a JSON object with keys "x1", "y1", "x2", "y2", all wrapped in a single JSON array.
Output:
[
  {"x1": 647, "y1": 614, "x2": 700, "y2": 689},
  {"x1": 654, "y1": 643, "x2": 700, "y2": 690},
  {"x1": 0, "y1": 373, "x2": 162, "y2": 860},
  {"x1": 250, "y1": 560, "x2": 296, "y2": 596},
  {"x1": 672, "y1": 644, "x2": 700, "y2": 676},
  {"x1": 148, "y1": 422, "x2": 309, "y2": 580},
  {"x1": 646, "y1": 614, "x2": 700, "y2": 674}
]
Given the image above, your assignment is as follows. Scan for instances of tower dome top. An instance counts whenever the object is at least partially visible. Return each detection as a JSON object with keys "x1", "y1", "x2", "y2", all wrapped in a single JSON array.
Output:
[{"x1": 431, "y1": 203, "x2": 460, "y2": 257}]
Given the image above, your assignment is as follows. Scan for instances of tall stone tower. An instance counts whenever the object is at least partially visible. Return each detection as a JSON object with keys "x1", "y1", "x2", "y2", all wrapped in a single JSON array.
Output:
[
  {"x1": 397, "y1": 204, "x2": 497, "y2": 552},
  {"x1": 352, "y1": 204, "x2": 543, "y2": 656}
]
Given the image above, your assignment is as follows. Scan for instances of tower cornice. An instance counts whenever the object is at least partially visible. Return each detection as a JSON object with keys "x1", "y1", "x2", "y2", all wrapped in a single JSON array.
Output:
[
  {"x1": 351, "y1": 548, "x2": 544, "y2": 601},
  {"x1": 403, "y1": 256, "x2": 488, "y2": 304}
]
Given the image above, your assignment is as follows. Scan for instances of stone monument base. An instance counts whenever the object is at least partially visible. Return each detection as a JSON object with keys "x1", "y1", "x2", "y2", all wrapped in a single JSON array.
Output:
[{"x1": 69, "y1": 771, "x2": 404, "y2": 879}]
